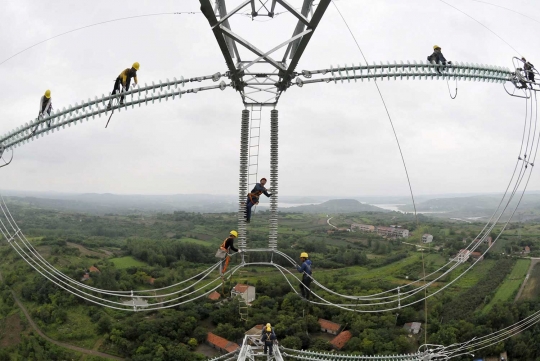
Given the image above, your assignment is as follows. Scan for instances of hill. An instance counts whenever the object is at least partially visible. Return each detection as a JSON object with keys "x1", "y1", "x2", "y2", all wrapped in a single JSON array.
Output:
[{"x1": 285, "y1": 199, "x2": 388, "y2": 213}]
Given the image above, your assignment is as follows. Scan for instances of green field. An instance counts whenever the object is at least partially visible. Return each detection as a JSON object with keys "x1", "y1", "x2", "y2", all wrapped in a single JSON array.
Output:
[
  {"x1": 447, "y1": 260, "x2": 496, "y2": 293},
  {"x1": 178, "y1": 237, "x2": 212, "y2": 246},
  {"x1": 520, "y1": 262, "x2": 540, "y2": 300},
  {"x1": 109, "y1": 256, "x2": 148, "y2": 269},
  {"x1": 483, "y1": 258, "x2": 530, "y2": 313}
]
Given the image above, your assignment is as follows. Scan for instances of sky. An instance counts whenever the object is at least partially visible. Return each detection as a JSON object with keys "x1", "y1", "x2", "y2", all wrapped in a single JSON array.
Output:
[{"x1": 0, "y1": 0, "x2": 539, "y2": 198}]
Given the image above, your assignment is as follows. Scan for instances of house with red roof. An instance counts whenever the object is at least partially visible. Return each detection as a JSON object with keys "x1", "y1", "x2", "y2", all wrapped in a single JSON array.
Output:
[
  {"x1": 318, "y1": 318, "x2": 342, "y2": 335},
  {"x1": 470, "y1": 252, "x2": 484, "y2": 261},
  {"x1": 524, "y1": 246, "x2": 531, "y2": 254},
  {"x1": 206, "y1": 332, "x2": 239, "y2": 353},
  {"x1": 89, "y1": 266, "x2": 100, "y2": 273},
  {"x1": 231, "y1": 283, "x2": 256, "y2": 303},
  {"x1": 208, "y1": 291, "x2": 221, "y2": 301},
  {"x1": 330, "y1": 330, "x2": 352, "y2": 350}
]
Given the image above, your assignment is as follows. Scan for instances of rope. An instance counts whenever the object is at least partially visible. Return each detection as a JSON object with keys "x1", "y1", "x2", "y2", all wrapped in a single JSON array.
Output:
[
  {"x1": 446, "y1": 76, "x2": 458, "y2": 99},
  {"x1": 331, "y1": 0, "x2": 419, "y2": 225}
]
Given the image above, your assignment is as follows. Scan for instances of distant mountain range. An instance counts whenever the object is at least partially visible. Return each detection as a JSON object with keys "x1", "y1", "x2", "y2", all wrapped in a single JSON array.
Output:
[
  {"x1": 398, "y1": 193, "x2": 540, "y2": 220},
  {"x1": 3, "y1": 190, "x2": 540, "y2": 220},
  {"x1": 285, "y1": 199, "x2": 387, "y2": 213}
]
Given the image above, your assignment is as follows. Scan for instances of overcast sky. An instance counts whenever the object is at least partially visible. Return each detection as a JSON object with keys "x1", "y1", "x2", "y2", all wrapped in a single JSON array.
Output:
[{"x1": 0, "y1": 0, "x2": 539, "y2": 198}]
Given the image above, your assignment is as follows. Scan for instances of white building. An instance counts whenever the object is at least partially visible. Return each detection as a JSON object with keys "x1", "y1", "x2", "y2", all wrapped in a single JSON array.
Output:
[
  {"x1": 455, "y1": 249, "x2": 471, "y2": 263},
  {"x1": 231, "y1": 284, "x2": 256, "y2": 304},
  {"x1": 351, "y1": 224, "x2": 375, "y2": 233},
  {"x1": 422, "y1": 234, "x2": 433, "y2": 243},
  {"x1": 376, "y1": 226, "x2": 409, "y2": 238}
]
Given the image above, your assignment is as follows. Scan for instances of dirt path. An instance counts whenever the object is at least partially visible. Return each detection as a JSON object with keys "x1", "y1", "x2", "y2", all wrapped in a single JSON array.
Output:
[
  {"x1": 0, "y1": 269, "x2": 122, "y2": 360},
  {"x1": 67, "y1": 242, "x2": 108, "y2": 258},
  {"x1": 515, "y1": 257, "x2": 540, "y2": 302}
]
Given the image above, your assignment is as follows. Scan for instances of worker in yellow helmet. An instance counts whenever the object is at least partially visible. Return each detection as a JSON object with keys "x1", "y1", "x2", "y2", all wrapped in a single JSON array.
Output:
[
  {"x1": 427, "y1": 45, "x2": 451, "y2": 74},
  {"x1": 261, "y1": 323, "x2": 277, "y2": 356},
  {"x1": 107, "y1": 62, "x2": 139, "y2": 110},
  {"x1": 216, "y1": 230, "x2": 242, "y2": 275},
  {"x1": 39, "y1": 90, "x2": 53, "y2": 119},
  {"x1": 297, "y1": 252, "x2": 313, "y2": 300},
  {"x1": 33, "y1": 90, "x2": 53, "y2": 134}
]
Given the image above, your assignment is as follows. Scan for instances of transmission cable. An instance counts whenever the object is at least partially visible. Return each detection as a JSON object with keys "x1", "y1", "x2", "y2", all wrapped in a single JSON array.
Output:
[
  {"x1": 470, "y1": 0, "x2": 540, "y2": 25},
  {"x1": 331, "y1": 0, "x2": 419, "y2": 225},
  {"x1": 438, "y1": 0, "x2": 521, "y2": 55}
]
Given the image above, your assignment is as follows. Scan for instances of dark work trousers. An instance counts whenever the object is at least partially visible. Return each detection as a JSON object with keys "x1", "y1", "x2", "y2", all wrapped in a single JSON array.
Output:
[
  {"x1": 300, "y1": 276, "x2": 312, "y2": 300},
  {"x1": 264, "y1": 341, "x2": 273, "y2": 355},
  {"x1": 245, "y1": 197, "x2": 258, "y2": 222},
  {"x1": 111, "y1": 78, "x2": 131, "y2": 103}
]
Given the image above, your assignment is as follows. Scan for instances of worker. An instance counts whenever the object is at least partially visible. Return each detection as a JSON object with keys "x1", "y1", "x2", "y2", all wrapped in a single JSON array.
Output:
[
  {"x1": 522, "y1": 57, "x2": 535, "y2": 88},
  {"x1": 39, "y1": 89, "x2": 53, "y2": 118},
  {"x1": 261, "y1": 324, "x2": 277, "y2": 356},
  {"x1": 107, "y1": 62, "x2": 139, "y2": 109},
  {"x1": 297, "y1": 252, "x2": 313, "y2": 300},
  {"x1": 261, "y1": 323, "x2": 275, "y2": 336},
  {"x1": 428, "y1": 45, "x2": 451, "y2": 74},
  {"x1": 245, "y1": 178, "x2": 272, "y2": 223},
  {"x1": 218, "y1": 230, "x2": 241, "y2": 275},
  {"x1": 33, "y1": 90, "x2": 53, "y2": 133}
]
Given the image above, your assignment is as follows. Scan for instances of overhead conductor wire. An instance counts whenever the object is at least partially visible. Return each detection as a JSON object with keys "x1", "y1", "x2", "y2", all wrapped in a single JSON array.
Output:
[
  {"x1": 438, "y1": 0, "x2": 521, "y2": 55},
  {"x1": 331, "y1": 1, "x2": 419, "y2": 225}
]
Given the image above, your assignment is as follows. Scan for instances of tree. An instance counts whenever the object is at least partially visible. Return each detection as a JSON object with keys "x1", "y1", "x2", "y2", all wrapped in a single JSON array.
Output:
[
  {"x1": 187, "y1": 338, "x2": 198, "y2": 350},
  {"x1": 280, "y1": 336, "x2": 302, "y2": 349},
  {"x1": 97, "y1": 315, "x2": 112, "y2": 334}
]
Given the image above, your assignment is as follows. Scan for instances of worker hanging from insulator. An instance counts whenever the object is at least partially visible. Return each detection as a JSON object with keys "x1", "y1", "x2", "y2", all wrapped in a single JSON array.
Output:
[
  {"x1": 215, "y1": 230, "x2": 242, "y2": 275},
  {"x1": 245, "y1": 177, "x2": 272, "y2": 223},
  {"x1": 107, "y1": 62, "x2": 139, "y2": 110},
  {"x1": 33, "y1": 90, "x2": 53, "y2": 134},
  {"x1": 522, "y1": 57, "x2": 535, "y2": 89},
  {"x1": 427, "y1": 45, "x2": 451, "y2": 74},
  {"x1": 297, "y1": 252, "x2": 313, "y2": 300}
]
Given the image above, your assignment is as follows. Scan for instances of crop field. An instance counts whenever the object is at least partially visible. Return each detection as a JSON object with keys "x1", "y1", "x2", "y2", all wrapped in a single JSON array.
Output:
[
  {"x1": 109, "y1": 256, "x2": 148, "y2": 269},
  {"x1": 520, "y1": 262, "x2": 540, "y2": 300},
  {"x1": 483, "y1": 258, "x2": 530, "y2": 313}
]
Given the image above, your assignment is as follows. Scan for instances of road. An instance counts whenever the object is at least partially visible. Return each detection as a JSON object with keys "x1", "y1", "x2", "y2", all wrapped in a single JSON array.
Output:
[
  {"x1": 0, "y1": 270, "x2": 123, "y2": 360},
  {"x1": 326, "y1": 217, "x2": 337, "y2": 229},
  {"x1": 514, "y1": 257, "x2": 540, "y2": 302}
]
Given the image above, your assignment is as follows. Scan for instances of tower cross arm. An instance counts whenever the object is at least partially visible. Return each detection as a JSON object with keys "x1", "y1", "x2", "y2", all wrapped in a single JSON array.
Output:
[{"x1": 199, "y1": 0, "x2": 244, "y2": 90}]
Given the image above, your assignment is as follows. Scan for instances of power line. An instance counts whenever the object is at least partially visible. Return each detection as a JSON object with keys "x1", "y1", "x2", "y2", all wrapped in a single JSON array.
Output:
[
  {"x1": 0, "y1": 10, "x2": 290, "y2": 67},
  {"x1": 0, "y1": 12, "x2": 198, "y2": 67},
  {"x1": 331, "y1": 0, "x2": 419, "y2": 224},
  {"x1": 438, "y1": 0, "x2": 521, "y2": 55},
  {"x1": 470, "y1": 0, "x2": 540, "y2": 25}
]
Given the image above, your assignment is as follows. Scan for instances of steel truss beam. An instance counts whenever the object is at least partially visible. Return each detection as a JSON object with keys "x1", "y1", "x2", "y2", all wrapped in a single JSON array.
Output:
[{"x1": 199, "y1": 0, "x2": 331, "y2": 106}]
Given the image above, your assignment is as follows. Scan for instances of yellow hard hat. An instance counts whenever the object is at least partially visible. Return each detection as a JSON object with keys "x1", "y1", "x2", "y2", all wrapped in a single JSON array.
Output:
[
  {"x1": 132, "y1": 62, "x2": 140, "y2": 71},
  {"x1": 266, "y1": 326, "x2": 272, "y2": 332},
  {"x1": 433, "y1": 45, "x2": 441, "y2": 50},
  {"x1": 230, "y1": 230, "x2": 238, "y2": 238},
  {"x1": 44, "y1": 90, "x2": 51, "y2": 99},
  {"x1": 300, "y1": 252, "x2": 308, "y2": 258},
  {"x1": 266, "y1": 323, "x2": 271, "y2": 328}
]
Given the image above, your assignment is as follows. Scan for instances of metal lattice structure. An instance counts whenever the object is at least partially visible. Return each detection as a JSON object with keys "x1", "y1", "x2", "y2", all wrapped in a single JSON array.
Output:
[{"x1": 199, "y1": 0, "x2": 331, "y2": 106}]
